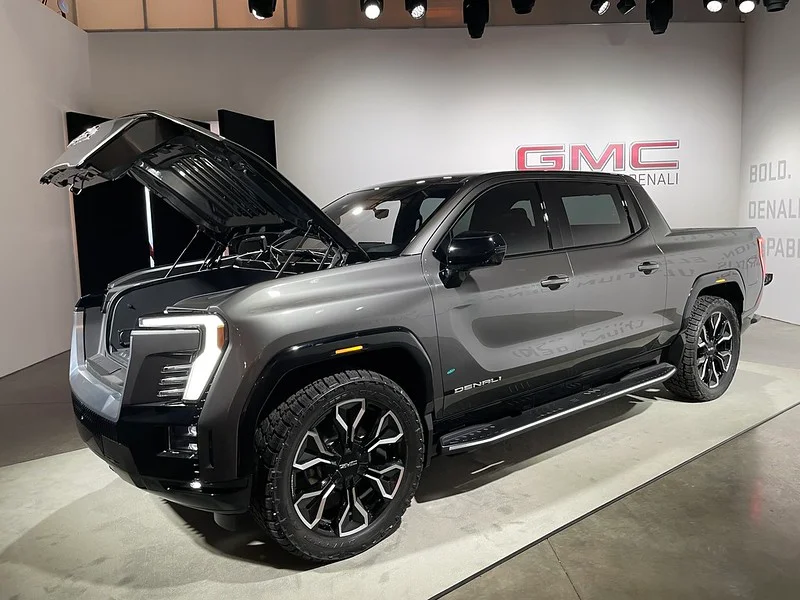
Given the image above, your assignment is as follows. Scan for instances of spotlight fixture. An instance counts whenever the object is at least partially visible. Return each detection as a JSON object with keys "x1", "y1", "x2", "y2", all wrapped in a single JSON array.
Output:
[
  {"x1": 646, "y1": 0, "x2": 673, "y2": 34},
  {"x1": 764, "y1": 0, "x2": 789, "y2": 10},
  {"x1": 704, "y1": 0, "x2": 726, "y2": 11},
  {"x1": 362, "y1": 0, "x2": 384, "y2": 20},
  {"x1": 736, "y1": 0, "x2": 758, "y2": 12},
  {"x1": 617, "y1": 0, "x2": 636, "y2": 14},
  {"x1": 406, "y1": 0, "x2": 427, "y2": 19},
  {"x1": 512, "y1": 0, "x2": 536, "y2": 14},
  {"x1": 464, "y1": 0, "x2": 490, "y2": 39},
  {"x1": 248, "y1": 0, "x2": 276, "y2": 20},
  {"x1": 591, "y1": 0, "x2": 612, "y2": 14}
]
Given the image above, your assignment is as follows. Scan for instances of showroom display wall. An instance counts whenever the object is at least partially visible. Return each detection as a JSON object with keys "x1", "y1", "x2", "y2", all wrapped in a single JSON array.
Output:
[
  {"x1": 86, "y1": 24, "x2": 744, "y2": 229},
  {"x1": 740, "y1": 3, "x2": 800, "y2": 325},
  {"x1": 0, "y1": 0, "x2": 89, "y2": 377}
]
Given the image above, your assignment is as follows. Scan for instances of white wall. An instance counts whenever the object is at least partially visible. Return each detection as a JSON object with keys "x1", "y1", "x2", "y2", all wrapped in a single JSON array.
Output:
[
  {"x1": 0, "y1": 0, "x2": 90, "y2": 376},
  {"x1": 87, "y1": 24, "x2": 744, "y2": 229},
  {"x1": 740, "y1": 5, "x2": 800, "y2": 325}
]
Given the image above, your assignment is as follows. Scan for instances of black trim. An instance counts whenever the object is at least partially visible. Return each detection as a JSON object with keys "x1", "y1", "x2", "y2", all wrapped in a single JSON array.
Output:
[
  {"x1": 73, "y1": 395, "x2": 251, "y2": 514},
  {"x1": 236, "y1": 327, "x2": 438, "y2": 476},
  {"x1": 681, "y1": 270, "x2": 746, "y2": 328}
]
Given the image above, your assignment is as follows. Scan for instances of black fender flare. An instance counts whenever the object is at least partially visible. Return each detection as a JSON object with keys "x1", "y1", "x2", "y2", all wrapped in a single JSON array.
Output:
[
  {"x1": 667, "y1": 269, "x2": 745, "y2": 365},
  {"x1": 680, "y1": 269, "x2": 745, "y2": 329},
  {"x1": 236, "y1": 327, "x2": 438, "y2": 476}
]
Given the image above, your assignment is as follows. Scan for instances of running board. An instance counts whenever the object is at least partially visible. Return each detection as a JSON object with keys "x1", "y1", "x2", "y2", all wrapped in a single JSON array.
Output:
[{"x1": 439, "y1": 363, "x2": 676, "y2": 454}]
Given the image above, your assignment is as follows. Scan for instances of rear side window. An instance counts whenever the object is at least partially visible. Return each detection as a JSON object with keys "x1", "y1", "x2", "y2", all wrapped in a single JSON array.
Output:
[{"x1": 540, "y1": 182, "x2": 641, "y2": 247}]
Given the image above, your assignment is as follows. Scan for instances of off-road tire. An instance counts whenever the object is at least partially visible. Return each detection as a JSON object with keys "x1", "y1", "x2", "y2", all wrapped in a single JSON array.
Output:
[
  {"x1": 250, "y1": 369, "x2": 425, "y2": 562},
  {"x1": 665, "y1": 295, "x2": 741, "y2": 402}
]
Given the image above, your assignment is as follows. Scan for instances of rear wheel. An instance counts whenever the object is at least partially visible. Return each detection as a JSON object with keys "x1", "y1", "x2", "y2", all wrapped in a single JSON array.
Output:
[
  {"x1": 251, "y1": 369, "x2": 424, "y2": 562},
  {"x1": 665, "y1": 295, "x2": 741, "y2": 402}
]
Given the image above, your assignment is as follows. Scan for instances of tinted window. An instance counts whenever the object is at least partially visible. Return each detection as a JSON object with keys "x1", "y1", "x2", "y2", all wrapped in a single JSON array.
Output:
[
  {"x1": 541, "y1": 182, "x2": 637, "y2": 247},
  {"x1": 450, "y1": 182, "x2": 550, "y2": 255},
  {"x1": 321, "y1": 183, "x2": 462, "y2": 258}
]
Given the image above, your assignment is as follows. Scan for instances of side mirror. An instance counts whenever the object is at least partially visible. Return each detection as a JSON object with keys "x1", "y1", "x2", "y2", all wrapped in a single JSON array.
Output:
[{"x1": 439, "y1": 231, "x2": 506, "y2": 289}]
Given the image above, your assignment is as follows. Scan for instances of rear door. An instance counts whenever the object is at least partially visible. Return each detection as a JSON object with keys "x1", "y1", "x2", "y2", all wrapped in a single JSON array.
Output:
[
  {"x1": 539, "y1": 179, "x2": 667, "y2": 382},
  {"x1": 426, "y1": 180, "x2": 576, "y2": 418}
]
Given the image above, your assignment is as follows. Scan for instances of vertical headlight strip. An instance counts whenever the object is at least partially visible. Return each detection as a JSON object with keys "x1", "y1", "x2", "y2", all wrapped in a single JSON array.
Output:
[{"x1": 138, "y1": 314, "x2": 226, "y2": 402}]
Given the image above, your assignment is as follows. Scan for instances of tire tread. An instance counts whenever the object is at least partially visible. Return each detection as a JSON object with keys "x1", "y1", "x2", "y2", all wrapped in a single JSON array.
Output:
[
  {"x1": 251, "y1": 369, "x2": 424, "y2": 562},
  {"x1": 665, "y1": 295, "x2": 738, "y2": 402}
]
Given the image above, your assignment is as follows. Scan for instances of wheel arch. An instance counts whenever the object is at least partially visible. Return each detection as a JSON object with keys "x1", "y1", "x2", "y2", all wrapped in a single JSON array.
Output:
[
  {"x1": 666, "y1": 271, "x2": 744, "y2": 367},
  {"x1": 237, "y1": 328, "x2": 437, "y2": 477},
  {"x1": 681, "y1": 270, "x2": 745, "y2": 328}
]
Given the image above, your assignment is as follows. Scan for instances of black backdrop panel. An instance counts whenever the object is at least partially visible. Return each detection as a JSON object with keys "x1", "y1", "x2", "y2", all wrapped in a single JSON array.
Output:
[
  {"x1": 149, "y1": 119, "x2": 215, "y2": 267},
  {"x1": 218, "y1": 109, "x2": 277, "y2": 167},
  {"x1": 66, "y1": 112, "x2": 150, "y2": 295}
]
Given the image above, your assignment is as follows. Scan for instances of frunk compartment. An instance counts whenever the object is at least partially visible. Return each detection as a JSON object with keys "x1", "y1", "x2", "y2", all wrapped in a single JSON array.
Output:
[{"x1": 106, "y1": 266, "x2": 275, "y2": 353}]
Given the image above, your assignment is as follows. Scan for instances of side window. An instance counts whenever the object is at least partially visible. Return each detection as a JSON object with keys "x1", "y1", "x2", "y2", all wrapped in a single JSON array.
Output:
[
  {"x1": 449, "y1": 182, "x2": 550, "y2": 255},
  {"x1": 541, "y1": 181, "x2": 638, "y2": 247}
]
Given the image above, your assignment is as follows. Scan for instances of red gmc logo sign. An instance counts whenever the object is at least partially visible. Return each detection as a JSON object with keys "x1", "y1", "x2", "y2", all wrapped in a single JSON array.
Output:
[{"x1": 516, "y1": 141, "x2": 680, "y2": 172}]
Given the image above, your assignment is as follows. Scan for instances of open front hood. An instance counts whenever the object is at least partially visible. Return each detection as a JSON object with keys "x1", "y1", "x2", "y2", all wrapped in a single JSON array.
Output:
[{"x1": 41, "y1": 111, "x2": 362, "y2": 254}]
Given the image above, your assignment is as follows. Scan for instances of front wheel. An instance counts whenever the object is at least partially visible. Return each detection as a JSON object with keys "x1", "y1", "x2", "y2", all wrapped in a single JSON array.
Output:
[
  {"x1": 665, "y1": 295, "x2": 741, "y2": 402},
  {"x1": 251, "y1": 369, "x2": 425, "y2": 562}
]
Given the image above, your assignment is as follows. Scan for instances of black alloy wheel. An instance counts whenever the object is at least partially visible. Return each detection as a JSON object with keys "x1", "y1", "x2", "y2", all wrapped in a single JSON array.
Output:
[
  {"x1": 665, "y1": 295, "x2": 741, "y2": 402},
  {"x1": 696, "y1": 311, "x2": 734, "y2": 389},
  {"x1": 291, "y1": 398, "x2": 407, "y2": 537},
  {"x1": 251, "y1": 370, "x2": 425, "y2": 562}
]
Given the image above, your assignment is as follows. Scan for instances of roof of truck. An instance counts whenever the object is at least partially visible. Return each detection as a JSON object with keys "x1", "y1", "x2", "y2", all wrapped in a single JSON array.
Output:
[{"x1": 358, "y1": 171, "x2": 633, "y2": 192}]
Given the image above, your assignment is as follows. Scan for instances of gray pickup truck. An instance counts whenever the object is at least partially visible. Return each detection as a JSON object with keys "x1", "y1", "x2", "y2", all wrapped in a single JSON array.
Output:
[{"x1": 42, "y1": 112, "x2": 771, "y2": 562}]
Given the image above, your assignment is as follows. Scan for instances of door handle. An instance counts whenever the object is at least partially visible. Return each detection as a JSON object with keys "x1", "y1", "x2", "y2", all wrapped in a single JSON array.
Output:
[
  {"x1": 638, "y1": 261, "x2": 660, "y2": 274},
  {"x1": 540, "y1": 275, "x2": 570, "y2": 290}
]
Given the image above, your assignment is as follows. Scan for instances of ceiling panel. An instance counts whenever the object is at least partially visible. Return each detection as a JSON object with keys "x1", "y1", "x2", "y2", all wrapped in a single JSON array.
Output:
[
  {"x1": 76, "y1": 0, "x2": 145, "y2": 30},
  {"x1": 287, "y1": 0, "x2": 425, "y2": 29},
  {"x1": 73, "y1": 0, "x2": 741, "y2": 32},
  {"x1": 424, "y1": 0, "x2": 463, "y2": 28},
  {"x1": 145, "y1": 0, "x2": 216, "y2": 29},
  {"x1": 217, "y1": 0, "x2": 286, "y2": 28}
]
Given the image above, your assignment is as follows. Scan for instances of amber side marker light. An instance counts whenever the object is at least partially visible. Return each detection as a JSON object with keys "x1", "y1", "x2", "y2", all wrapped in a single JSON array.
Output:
[
  {"x1": 335, "y1": 345, "x2": 364, "y2": 355},
  {"x1": 715, "y1": 278, "x2": 727, "y2": 283}
]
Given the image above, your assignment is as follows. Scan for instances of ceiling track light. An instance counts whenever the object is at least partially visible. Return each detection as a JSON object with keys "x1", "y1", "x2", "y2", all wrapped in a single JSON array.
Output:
[
  {"x1": 736, "y1": 0, "x2": 759, "y2": 12},
  {"x1": 464, "y1": 0, "x2": 490, "y2": 39},
  {"x1": 362, "y1": 0, "x2": 384, "y2": 20},
  {"x1": 511, "y1": 0, "x2": 536, "y2": 14},
  {"x1": 406, "y1": 0, "x2": 427, "y2": 19},
  {"x1": 248, "y1": 0, "x2": 276, "y2": 20},
  {"x1": 646, "y1": 0, "x2": 673, "y2": 34},
  {"x1": 591, "y1": 0, "x2": 612, "y2": 14},
  {"x1": 617, "y1": 0, "x2": 637, "y2": 14},
  {"x1": 764, "y1": 0, "x2": 789, "y2": 11},
  {"x1": 704, "y1": 0, "x2": 726, "y2": 12}
]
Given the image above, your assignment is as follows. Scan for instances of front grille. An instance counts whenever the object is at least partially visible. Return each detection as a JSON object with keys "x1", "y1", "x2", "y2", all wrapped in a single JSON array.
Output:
[{"x1": 72, "y1": 397, "x2": 117, "y2": 441}]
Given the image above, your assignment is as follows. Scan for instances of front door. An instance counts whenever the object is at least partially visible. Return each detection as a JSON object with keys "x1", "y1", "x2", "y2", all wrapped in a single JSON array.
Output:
[{"x1": 426, "y1": 181, "x2": 576, "y2": 419}]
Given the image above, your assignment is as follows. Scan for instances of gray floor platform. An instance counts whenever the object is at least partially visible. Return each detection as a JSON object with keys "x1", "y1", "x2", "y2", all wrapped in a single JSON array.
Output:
[{"x1": 0, "y1": 319, "x2": 798, "y2": 599}]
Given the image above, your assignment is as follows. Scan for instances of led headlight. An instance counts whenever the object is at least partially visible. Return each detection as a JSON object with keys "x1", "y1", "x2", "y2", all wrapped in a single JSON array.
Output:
[{"x1": 138, "y1": 314, "x2": 226, "y2": 402}]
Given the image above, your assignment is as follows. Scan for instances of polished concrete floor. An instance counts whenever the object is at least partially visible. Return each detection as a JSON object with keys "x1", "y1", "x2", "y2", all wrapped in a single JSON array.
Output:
[
  {"x1": 443, "y1": 401, "x2": 800, "y2": 600},
  {"x1": 0, "y1": 319, "x2": 798, "y2": 599}
]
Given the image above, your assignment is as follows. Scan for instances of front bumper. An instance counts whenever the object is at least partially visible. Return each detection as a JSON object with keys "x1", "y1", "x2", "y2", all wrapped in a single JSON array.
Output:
[{"x1": 73, "y1": 394, "x2": 251, "y2": 514}]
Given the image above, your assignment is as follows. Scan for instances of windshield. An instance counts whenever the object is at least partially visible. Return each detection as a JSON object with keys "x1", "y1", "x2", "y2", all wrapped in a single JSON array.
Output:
[{"x1": 321, "y1": 182, "x2": 463, "y2": 259}]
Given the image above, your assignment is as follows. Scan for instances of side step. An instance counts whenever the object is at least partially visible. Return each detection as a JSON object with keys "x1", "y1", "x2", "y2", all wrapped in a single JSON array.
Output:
[{"x1": 439, "y1": 363, "x2": 676, "y2": 454}]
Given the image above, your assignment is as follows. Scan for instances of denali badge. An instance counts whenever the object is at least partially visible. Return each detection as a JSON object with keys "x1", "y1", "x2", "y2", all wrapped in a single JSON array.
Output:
[{"x1": 454, "y1": 376, "x2": 502, "y2": 394}]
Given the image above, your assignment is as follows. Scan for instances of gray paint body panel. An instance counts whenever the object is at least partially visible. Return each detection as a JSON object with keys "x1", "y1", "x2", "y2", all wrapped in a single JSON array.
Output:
[{"x1": 57, "y1": 154, "x2": 765, "y2": 487}]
